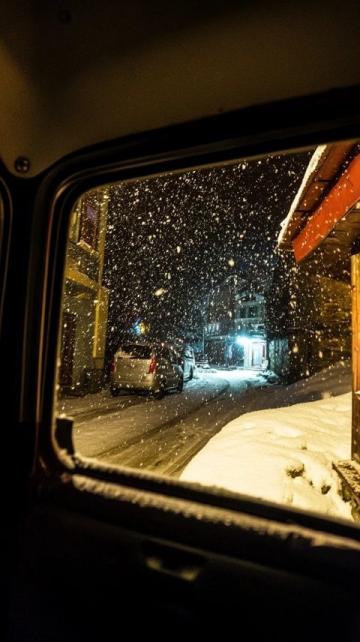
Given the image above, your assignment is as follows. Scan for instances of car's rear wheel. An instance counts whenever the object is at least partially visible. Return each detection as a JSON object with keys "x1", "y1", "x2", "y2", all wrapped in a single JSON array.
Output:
[
  {"x1": 153, "y1": 385, "x2": 165, "y2": 399},
  {"x1": 177, "y1": 375, "x2": 184, "y2": 392}
]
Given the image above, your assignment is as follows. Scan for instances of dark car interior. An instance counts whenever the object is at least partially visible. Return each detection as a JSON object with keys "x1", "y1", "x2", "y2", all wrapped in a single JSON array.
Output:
[{"x1": 1, "y1": 2, "x2": 360, "y2": 640}]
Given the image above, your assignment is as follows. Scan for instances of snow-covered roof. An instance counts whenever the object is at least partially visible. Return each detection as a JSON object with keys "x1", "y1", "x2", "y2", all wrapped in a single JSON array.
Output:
[{"x1": 277, "y1": 145, "x2": 328, "y2": 248}]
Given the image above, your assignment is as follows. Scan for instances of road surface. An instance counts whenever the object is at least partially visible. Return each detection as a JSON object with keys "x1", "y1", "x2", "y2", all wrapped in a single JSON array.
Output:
[{"x1": 59, "y1": 369, "x2": 272, "y2": 476}]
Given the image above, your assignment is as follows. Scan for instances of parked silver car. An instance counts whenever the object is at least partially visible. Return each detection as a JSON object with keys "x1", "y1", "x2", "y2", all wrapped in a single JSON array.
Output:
[{"x1": 110, "y1": 343, "x2": 183, "y2": 398}]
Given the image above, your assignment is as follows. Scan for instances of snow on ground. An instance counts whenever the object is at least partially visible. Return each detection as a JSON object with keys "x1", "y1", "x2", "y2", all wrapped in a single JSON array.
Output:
[
  {"x1": 265, "y1": 359, "x2": 351, "y2": 405},
  {"x1": 64, "y1": 367, "x2": 267, "y2": 461},
  {"x1": 60, "y1": 365, "x2": 220, "y2": 419},
  {"x1": 61, "y1": 367, "x2": 260, "y2": 427},
  {"x1": 181, "y1": 362, "x2": 353, "y2": 521},
  {"x1": 70, "y1": 372, "x2": 232, "y2": 458}
]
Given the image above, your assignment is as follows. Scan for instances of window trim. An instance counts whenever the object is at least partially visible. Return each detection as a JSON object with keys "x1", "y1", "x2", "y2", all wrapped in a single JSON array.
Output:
[
  {"x1": 78, "y1": 190, "x2": 101, "y2": 252},
  {"x1": 0, "y1": 178, "x2": 12, "y2": 337},
  {"x1": 77, "y1": 238, "x2": 99, "y2": 256}
]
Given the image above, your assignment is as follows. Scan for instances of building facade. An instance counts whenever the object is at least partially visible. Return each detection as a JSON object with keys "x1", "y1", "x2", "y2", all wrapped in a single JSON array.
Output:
[
  {"x1": 266, "y1": 256, "x2": 351, "y2": 382},
  {"x1": 278, "y1": 142, "x2": 360, "y2": 517},
  {"x1": 234, "y1": 288, "x2": 267, "y2": 368},
  {"x1": 59, "y1": 188, "x2": 109, "y2": 395},
  {"x1": 204, "y1": 276, "x2": 267, "y2": 369}
]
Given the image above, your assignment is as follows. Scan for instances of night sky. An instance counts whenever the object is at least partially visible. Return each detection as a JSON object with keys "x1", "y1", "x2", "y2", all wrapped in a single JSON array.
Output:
[{"x1": 104, "y1": 150, "x2": 312, "y2": 351}]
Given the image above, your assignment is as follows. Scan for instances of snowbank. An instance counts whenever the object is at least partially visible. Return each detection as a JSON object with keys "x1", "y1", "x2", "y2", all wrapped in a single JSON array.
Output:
[{"x1": 181, "y1": 376, "x2": 353, "y2": 520}]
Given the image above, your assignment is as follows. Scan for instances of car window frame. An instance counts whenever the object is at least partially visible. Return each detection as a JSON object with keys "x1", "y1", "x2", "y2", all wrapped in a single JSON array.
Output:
[
  {"x1": 0, "y1": 176, "x2": 11, "y2": 337},
  {"x1": 24, "y1": 88, "x2": 360, "y2": 544}
]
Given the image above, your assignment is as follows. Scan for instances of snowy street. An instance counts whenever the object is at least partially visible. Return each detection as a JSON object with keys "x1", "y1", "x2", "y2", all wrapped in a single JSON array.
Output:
[
  {"x1": 60, "y1": 369, "x2": 270, "y2": 475},
  {"x1": 58, "y1": 360, "x2": 354, "y2": 519}
]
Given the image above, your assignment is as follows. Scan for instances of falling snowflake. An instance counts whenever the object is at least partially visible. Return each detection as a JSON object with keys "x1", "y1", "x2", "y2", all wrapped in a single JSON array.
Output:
[{"x1": 154, "y1": 288, "x2": 167, "y2": 297}]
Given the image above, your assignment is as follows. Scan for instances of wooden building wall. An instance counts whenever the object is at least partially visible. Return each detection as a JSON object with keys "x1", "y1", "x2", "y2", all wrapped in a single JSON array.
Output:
[{"x1": 351, "y1": 253, "x2": 360, "y2": 462}]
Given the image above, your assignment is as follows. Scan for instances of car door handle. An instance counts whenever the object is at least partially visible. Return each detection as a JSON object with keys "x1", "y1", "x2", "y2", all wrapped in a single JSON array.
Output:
[{"x1": 143, "y1": 541, "x2": 204, "y2": 582}]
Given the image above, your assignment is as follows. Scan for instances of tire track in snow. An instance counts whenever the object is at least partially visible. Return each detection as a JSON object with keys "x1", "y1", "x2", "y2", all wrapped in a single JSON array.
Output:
[{"x1": 92, "y1": 380, "x2": 230, "y2": 462}]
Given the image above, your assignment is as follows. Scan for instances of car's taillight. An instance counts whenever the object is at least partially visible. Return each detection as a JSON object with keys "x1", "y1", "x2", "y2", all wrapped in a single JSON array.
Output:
[
  {"x1": 110, "y1": 357, "x2": 116, "y2": 373},
  {"x1": 148, "y1": 356, "x2": 157, "y2": 374}
]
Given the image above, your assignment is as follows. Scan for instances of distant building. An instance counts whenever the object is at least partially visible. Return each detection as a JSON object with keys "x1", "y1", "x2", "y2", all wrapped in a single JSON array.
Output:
[
  {"x1": 204, "y1": 276, "x2": 267, "y2": 368},
  {"x1": 59, "y1": 188, "x2": 109, "y2": 395},
  {"x1": 204, "y1": 278, "x2": 233, "y2": 364},
  {"x1": 234, "y1": 287, "x2": 267, "y2": 369}
]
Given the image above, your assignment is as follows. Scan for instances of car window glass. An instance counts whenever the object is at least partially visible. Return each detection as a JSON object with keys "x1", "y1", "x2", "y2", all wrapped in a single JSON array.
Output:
[
  {"x1": 56, "y1": 145, "x2": 360, "y2": 523},
  {"x1": 159, "y1": 347, "x2": 170, "y2": 360},
  {"x1": 118, "y1": 345, "x2": 152, "y2": 359}
]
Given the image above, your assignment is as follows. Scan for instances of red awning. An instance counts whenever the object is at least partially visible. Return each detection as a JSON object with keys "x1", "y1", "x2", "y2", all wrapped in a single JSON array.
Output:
[{"x1": 292, "y1": 153, "x2": 360, "y2": 262}]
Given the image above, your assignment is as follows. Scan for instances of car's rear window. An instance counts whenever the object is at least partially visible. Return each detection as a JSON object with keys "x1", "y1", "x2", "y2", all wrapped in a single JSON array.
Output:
[{"x1": 118, "y1": 345, "x2": 152, "y2": 359}]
